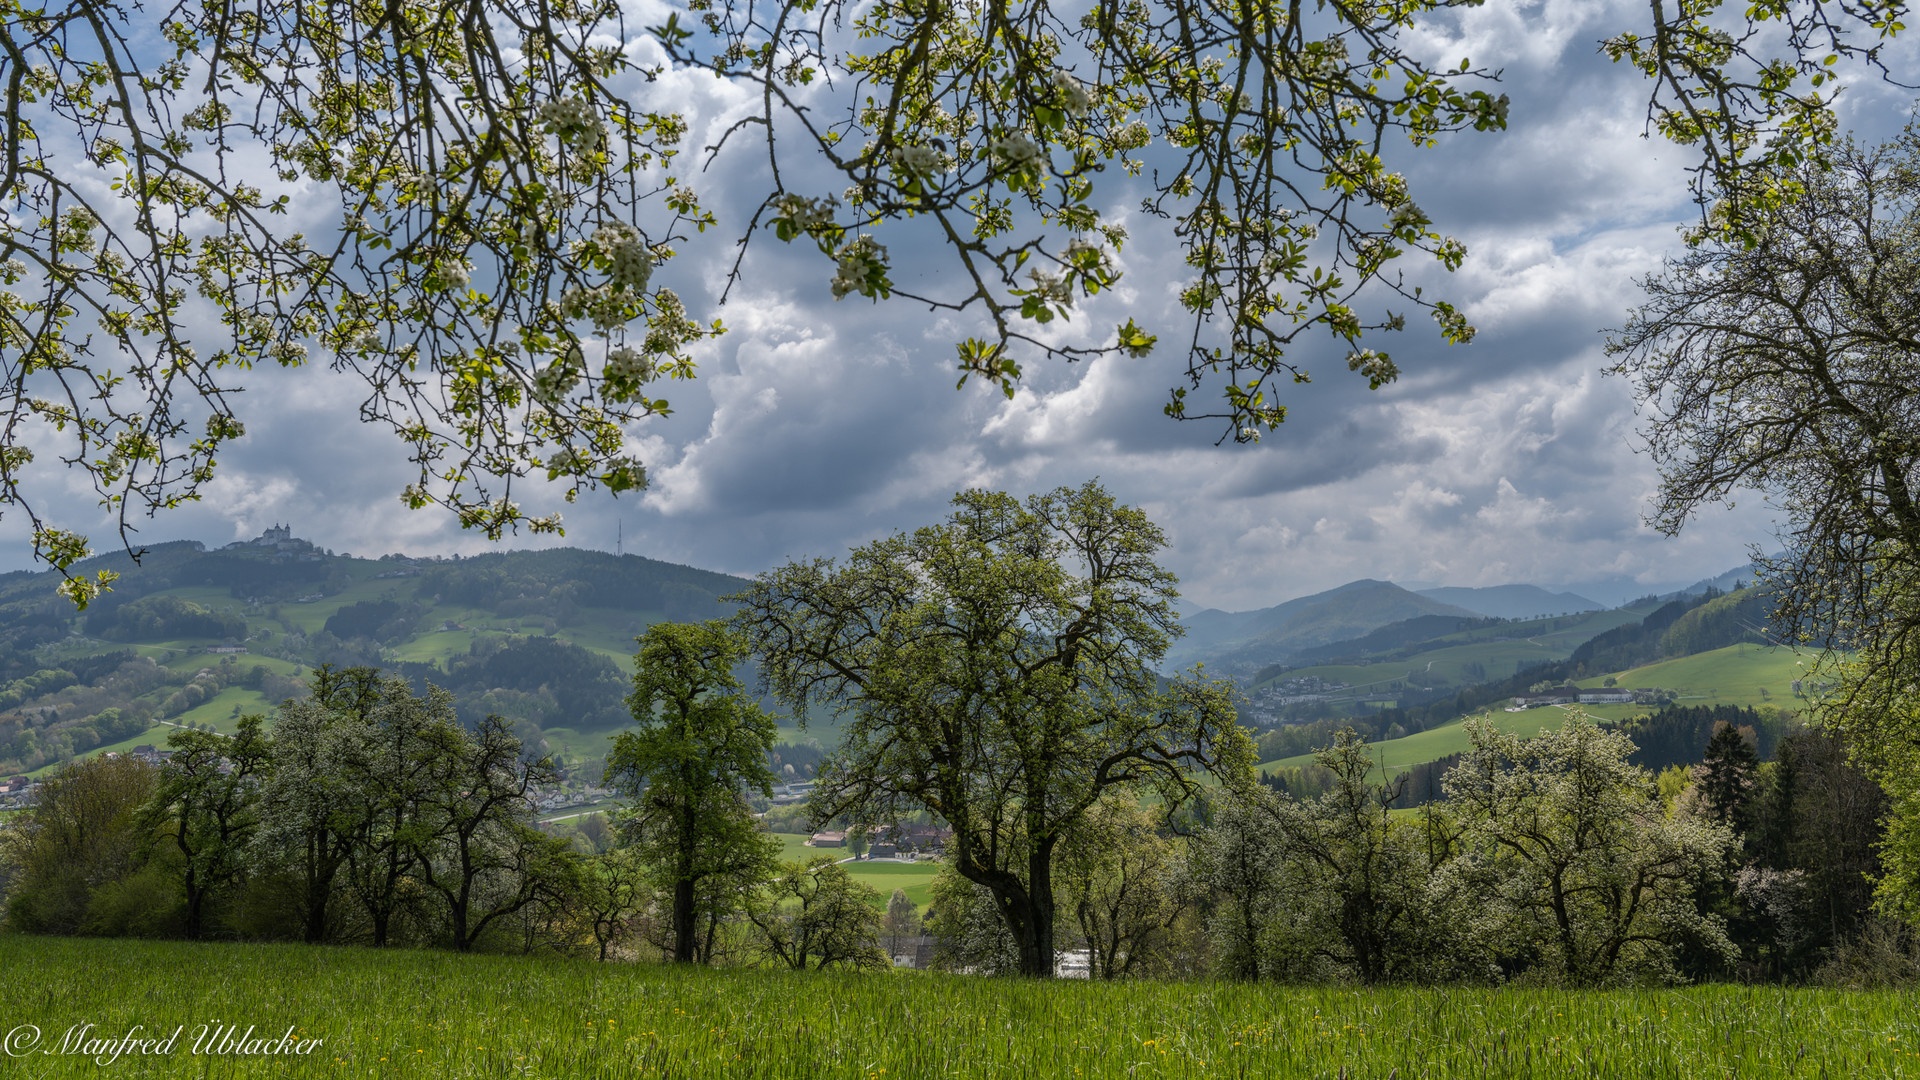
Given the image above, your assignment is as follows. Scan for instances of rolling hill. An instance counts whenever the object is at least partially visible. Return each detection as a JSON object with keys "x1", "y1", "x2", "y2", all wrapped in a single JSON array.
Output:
[
  {"x1": 1255, "y1": 643, "x2": 1818, "y2": 779},
  {"x1": 0, "y1": 536, "x2": 756, "y2": 778},
  {"x1": 1168, "y1": 580, "x2": 1479, "y2": 673}
]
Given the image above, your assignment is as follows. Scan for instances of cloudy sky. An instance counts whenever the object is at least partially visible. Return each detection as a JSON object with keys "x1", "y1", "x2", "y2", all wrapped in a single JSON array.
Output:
[{"x1": 7, "y1": 0, "x2": 1916, "y2": 611}]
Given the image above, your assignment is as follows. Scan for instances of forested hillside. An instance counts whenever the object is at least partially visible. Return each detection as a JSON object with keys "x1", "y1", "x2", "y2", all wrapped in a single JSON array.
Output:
[{"x1": 0, "y1": 540, "x2": 752, "y2": 777}]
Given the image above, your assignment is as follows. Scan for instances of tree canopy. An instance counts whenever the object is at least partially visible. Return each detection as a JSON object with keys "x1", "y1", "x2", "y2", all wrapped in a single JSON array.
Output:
[
  {"x1": 603, "y1": 619, "x2": 779, "y2": 964},
  {"x1": 4, "y1": 0, "x2": 1905, "y2": 596},
  {"x1": 1610, "y1": 127, "x2": 1920, "y2": 924},
  {"x1": 735, "y1": 481, "x2": 1251, "y2": 976}
]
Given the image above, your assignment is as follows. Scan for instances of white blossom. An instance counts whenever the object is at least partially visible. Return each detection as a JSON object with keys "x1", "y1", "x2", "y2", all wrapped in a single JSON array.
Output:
[
  {"x1": 604, "y1": 343, "x2": 654, "y2": 384},
  {"x1": 831, "y1": 236, "x2": 890, "y2": 300},
  {"x1": 895, "y1": 144, "x2": 946, "y2": 175},
  {"x1": 992, "y1": 134, "x2": 1043, "y2": 167},
  {"x1": 774, "y1": 193, "x2": 840, "y2": 232},
  {"x1": 1053, "y1": 70, "x2": 1092, "y2": 118},
  {"x1": 1310, "y1": 37, "x2": 1349, "y2": 77},
  {"x1": 603, "y1": 455, "x2": 647, "y2": 492},
  {"x1": 1116, "y1": 120, "x2": 1152, "y2": 150},
  {"x1": 593, "y1": 223, "x2": 652, "y2": 292},
  {"x1": 1026, "y1": 268, "x2": 1073, "y2": 305},
  {"x1": 538, "y1": 97, "x2": 607, "y2": 152},
  {"x1": 1063, "y1": 236, "x2": 1112, "y2": 276},
  {"x1": 534, "y1": 354, "x2": 581, "y2": 403},
  {"x1": 1346, "y1": 348, "x2": 1398, "y2": 385},
  {"x1": 1388, "y1": 202, "x2": 1428, "y2": 230}
]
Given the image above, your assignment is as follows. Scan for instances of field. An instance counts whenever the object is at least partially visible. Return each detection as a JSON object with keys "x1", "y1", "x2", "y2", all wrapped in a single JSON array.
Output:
[
  {"x1": 1584, "y1": 643, "x2": 1816, "y2": 709},
  {"x1": 1257, "y1": 643, "x2": 1823, "y2": 776},
  {"x1": 1257, "y1": 708, "x2": 1573, "y2": 775},
  {"x1": 0, "y1": 937, "x2": 1915, "y2": 1079},
  {"x1": 766, "y1": 834, "x2": 940, "y2": 911}
]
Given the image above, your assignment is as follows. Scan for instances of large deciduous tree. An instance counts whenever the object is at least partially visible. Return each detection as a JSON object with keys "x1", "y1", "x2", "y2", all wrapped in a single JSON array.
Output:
[
  {"x1": 604, "y1": 619, "x2": 779, "y2": 964},
  {"x1": 0, "y1": 753, "x2": 158, "y2": 934},
  {"x1": 1608, "y1": 127, "x2": 1920, "y2": 924},
  {"x1": 145, "y1": 713, "x2": 273, "y2": 939},
  {"x1": 745, "y1": 857, "x2": 889, "y2": 971},
  {"x1": 736, "y1": 481, "x2": 1252, "y2": 977},
  {"x1": 337, "y1": 677, "x2": 467, "y2": 947},
  {"x1": 415, "y1": 713, "x2": 574, "y2": 952},
  {"x1": 251, "y1": 664, "x2": 385, "y2": 943},
  {"x1": 1445, "y1": 713, "x2": 1738, "y2": 986},
  {"x1": 1608, "y1": 128, "x2": 1920, "y2": 667},
  {"x1": 1055, "y1": 793, "x2": 1194, "y2": 980}
]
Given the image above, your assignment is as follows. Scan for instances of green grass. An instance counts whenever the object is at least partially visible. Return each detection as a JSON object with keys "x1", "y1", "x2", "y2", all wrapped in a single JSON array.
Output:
[
  {"x1": 538, "y1": 726, "x2": 621, "y2": 766},
  {"x1": 1259, "y1": 643, "x2": 1819, "y2": 777},
  {"x1": 774, "y1": 832, "x2": 820, "y2": 862},
  {"x1": 1584, "y1": 643, "x2": 1814, "y2": 708},
  {"x1": 841, "y1": 861, "x2": 939, "y2": 911},
  {"x1": 766, "y1": 834, "x2": 940, "y2": 910},
  {"x1": 1, "y1": 937, "x2": 1916, "y2": 1079},
  {"x1": 1258, "y1": 709, "x2": 1571, "y2": 775},
  {"x1": 172, "y1": 686, "x2": 274, "y2": 733},
  {"x1": 25, "y1": 725, "x2": 175, "y2": 778}
]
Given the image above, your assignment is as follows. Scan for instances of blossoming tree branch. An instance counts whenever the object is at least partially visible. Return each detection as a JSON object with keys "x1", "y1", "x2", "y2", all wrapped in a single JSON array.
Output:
[{"x1": 0, "y1": 0, "x2": 1902, "y2": 601}]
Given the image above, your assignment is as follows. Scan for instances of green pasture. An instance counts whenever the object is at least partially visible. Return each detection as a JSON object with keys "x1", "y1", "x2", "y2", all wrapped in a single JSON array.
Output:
[
  {"x1": 1587, "y1": 643, "x2": 1817, "y2": 708},
  {"x1": 266, "y1": 578, "x2": 410, "y2": 636},
  {"x1": 1258, "y1": 708, "x2": 1571, "y2": 775},
  {"x1": 774, "y1": 832, "x2": 819, "y2": 862},
  {"x1": 1, "y1": 937, "x2": 1915, "y2": 1079},
  {"x1": 537, "y1": 727, "x2": 621, "y2": 766},
  {"x1": 85, "y1": 724, "x2": 173, "y2": 757},
  {"x1": 763, "y1": 835, "x2": 939, "y2": 909},
  {"x1": 172, "y1": 687, "x2": 274, "y2": 733},
  {"x1": 1258, "y1": 642, "x2": 1819, "y2": 778},
  {"x1": 26, "y1": 724, "x2": 176, "y2": 778},
  {"x1": 547, "y1": 615, "x2": 666, "y2": 665},
  {"x1": 382, "y1": 628, "x2": 480, "y2": 665},
  {"x1": 841, "y1": 860, "x2": 940, "y2": 911}
]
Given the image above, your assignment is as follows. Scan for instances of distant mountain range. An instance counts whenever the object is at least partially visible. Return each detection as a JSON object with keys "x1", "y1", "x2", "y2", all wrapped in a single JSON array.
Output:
[
  {"x1": 1168, "y1": 564, "x2": 1762, "y2": 675},
  {"x1": 1167, "y1": 580, "x2": 1478, "y2": 674},
  {"x1": 1413, "y1": 585, "x2": 1603, "y2": 621}
]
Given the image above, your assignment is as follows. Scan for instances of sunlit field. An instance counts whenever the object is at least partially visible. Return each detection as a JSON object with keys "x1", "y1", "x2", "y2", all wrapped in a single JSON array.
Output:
[{"x1": 1, "y1": 937, "x2": 1915, "y2": 1078}]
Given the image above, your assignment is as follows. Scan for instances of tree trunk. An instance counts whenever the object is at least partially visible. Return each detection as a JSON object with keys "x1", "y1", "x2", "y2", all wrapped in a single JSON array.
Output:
[
  {"x1": 672, "y1": 877, "x2": 698, "y2": 963},
  {"x1": 302, "y1": 836, "x2": 337, "y2": 944},
  {"x1": 183, "y1": 872, "x2": 206, "y2": 940},
  {"x1": 1017, "y1": 845, "x2": 1057, "y2": 977},
  {"x1": 303, "y1": 880, "x2": 331, "y2": 944}
]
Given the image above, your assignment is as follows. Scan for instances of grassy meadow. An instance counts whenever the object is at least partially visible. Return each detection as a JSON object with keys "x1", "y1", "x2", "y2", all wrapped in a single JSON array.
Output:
[
  {"x1": 0, "y1": 937, "x2": 1915, "y2": 1078},
  {"x1": 1256, "y1": 643, "x2": 1822, "y2": 777}
]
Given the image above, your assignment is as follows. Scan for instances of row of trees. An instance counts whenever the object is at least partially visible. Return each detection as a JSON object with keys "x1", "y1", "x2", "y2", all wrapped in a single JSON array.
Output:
[
  {"x1": 2, "y1": 667, "x2": 574, "y2": 948},
  {"x1": 927, "y1": 716, "x2": 1892, "y2": 987}
]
